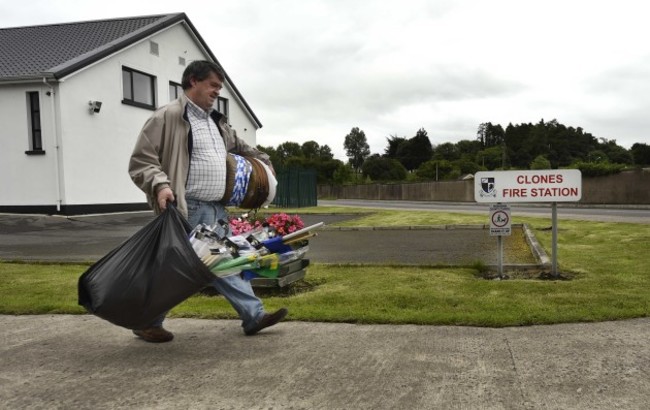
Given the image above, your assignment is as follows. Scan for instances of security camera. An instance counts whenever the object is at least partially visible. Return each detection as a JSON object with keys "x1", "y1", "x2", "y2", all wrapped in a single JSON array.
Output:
[{"x1": 89, "y1": 100, "x2": 102, "y2": 114}]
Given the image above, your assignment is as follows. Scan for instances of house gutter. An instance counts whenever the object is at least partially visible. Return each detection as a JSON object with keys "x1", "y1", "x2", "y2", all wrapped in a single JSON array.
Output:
[{"x1": 42, "y1": 77, "x2": 63, "y2": 212}]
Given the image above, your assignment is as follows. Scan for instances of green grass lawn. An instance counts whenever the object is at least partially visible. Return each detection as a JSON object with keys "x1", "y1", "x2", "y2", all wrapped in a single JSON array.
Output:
[{"x1": 1, "y1": 207, "x2": 649, "y2": 327}]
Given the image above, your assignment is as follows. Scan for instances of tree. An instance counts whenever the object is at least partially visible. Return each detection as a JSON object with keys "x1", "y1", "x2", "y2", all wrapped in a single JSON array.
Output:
[
  {"x1": 476, "y1": 146, "x2": 505, "y2": 170},
  {"x1": 587, "y1": 150, "x2": 608, "y2": 163},
  {"x1": 362, "y1": 156, "x2": 407, "y2": 181},
  {"x1": 256, "y1": 145, "x2": 280, "y2": 167},
  {"x1": 504, "y1": 122, "x2": 533, "y2": 168},
  {"x1": 477, "y1": 122, "x2": 505, "y2": 147},
  {"x1": 384, "y1": 134, "x2": 407, "y2": 158},
  {"x1": 605, "y1": 146, "x2": 633, "y2": 165},
  {"x1": 314, "y1": 158, "x2": 343, "y2": 183},
  {"x1": 530, "y1": 155, "x2": 551, "y2": 170},
  {"x1": 317, "y1": 145, "x2": 334, "y2": 160},
  {"x1": 416, "y1": 159, "x2": 456, "y2": 180},
  {"x1": 409, "y1": 128, "x2": 434, "y2": 168},
  {"x1": 267, "y1": 118, "x2": 645, "y2": 185},
  {"x1": 456, "y1": 139, "x2": 483, "y2": 159},
  {"x1": 301, "y1": 140, "x2": 320, "y2": 159},
  {"x1": 599, "y1": 139, "x2": 633, "y2": 164},
  {"x1": 631, "y1": 143, "x2": 650, "y2": 166},
  {"x1": 299, "y1": 140, "x2": 334, "y2": 161},
  {"x1": 433, "y1": 142, "x2": 460, "y2": 161},
  {"x1": 395, "y1": 128, "x2": 433, "y2": 171},
  {"x1": 261, "y1": 140, "x2": 338, "y2": 182},
  {"x1": 452, "y1": 158, "x2": 481, "y2": 175},
  {"x1": 502, "y1": 119, "x2": 608, "y2": 168},
  {"x1": 333, "y1": 163, "x2": 354, "y2": 184},
  {"x1": 511, "y1": 147, "x2": 533, "y2": 170},
  {"x1": 343, "y1": 127, "x2": 370, "y2": 173},
  {"x1": 276, "y1": 141, "x2": 303, "y2": 165}
]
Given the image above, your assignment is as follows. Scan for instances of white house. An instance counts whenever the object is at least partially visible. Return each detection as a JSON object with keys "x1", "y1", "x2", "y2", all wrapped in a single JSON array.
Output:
[{"x1": 0, "y1": 13, "x2": 262, "y2": 214}]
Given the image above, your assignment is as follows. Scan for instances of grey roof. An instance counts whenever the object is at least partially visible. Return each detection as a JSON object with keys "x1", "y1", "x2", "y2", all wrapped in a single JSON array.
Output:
[
  {"x1": 0, "y1": 13, "x2": 261, "y2": 127},
  {"x1": 0, "y1": 14, "x2": 182, "y2": 80}
]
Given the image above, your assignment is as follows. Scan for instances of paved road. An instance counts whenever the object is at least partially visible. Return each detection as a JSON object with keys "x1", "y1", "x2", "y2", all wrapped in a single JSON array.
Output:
[
  {"x1": 318, "y1": 199, "x2": 650, "y2": 224},
  {"x1": 0, "y1": 212, "x2": 537, "y2": 266}
]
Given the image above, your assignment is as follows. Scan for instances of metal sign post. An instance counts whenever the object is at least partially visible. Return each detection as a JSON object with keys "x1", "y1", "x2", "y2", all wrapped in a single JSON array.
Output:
[
  {"x1": 489, "y1": 203, "x2": 511, "y2": 278},
  {"x1": 552, "y1": 202, "x2": 558, "y2": 276}
]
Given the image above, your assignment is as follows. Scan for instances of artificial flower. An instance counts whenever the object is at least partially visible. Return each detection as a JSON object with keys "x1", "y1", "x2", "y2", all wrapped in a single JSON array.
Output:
[{"x1": 229, "y1": 212, "x2": 304, "y2": 237}]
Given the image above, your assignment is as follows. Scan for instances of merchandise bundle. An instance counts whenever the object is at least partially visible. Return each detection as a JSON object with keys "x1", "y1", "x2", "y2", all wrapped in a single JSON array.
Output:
[{"x1": 189, "y1": 218, "x2": 323, "y2": 280}]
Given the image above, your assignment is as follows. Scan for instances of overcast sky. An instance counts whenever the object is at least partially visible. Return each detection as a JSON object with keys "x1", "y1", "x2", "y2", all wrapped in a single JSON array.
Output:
[{"x1": 2, "y1": 0, "x2": 649, "y2": 160}]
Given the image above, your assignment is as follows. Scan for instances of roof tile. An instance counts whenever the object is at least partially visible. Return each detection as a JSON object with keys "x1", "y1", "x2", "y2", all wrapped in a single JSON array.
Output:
[{"x1": 0, "y1": 15, "x2": 174, "y2": 79}]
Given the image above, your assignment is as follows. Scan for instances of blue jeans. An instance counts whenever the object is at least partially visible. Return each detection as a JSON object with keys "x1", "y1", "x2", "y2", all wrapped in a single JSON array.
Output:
[{"x1": 151, "y1": 199, "x2": 265, "y2": 332}]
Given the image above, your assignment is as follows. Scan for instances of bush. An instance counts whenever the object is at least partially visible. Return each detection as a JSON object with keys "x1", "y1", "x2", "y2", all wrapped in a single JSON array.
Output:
[
  {"x1": 332, "y1": 163, "x2": 354, "y2": 184},
  {"x1": 569, "y1": 161, "x2": 626, "y2": 177},
  {"x1": 530, "y1": 155, "x2": 551, "y2": 170}
]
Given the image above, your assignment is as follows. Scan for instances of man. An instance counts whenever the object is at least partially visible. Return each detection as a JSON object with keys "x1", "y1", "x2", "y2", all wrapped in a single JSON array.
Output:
[{"x1": 128, "y1": 60, "x2": 287, "y2": 343}]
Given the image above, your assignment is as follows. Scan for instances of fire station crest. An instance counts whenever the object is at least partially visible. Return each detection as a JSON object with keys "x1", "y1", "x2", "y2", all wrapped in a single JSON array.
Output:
[{"x1": 479, "y1": 177, "x2": 496, "y2": 198}]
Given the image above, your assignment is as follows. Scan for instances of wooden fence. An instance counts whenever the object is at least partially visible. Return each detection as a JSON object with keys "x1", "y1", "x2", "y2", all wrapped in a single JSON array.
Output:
[{"x1": 318, "y1": 169, "x2": 650, "y2": 205}]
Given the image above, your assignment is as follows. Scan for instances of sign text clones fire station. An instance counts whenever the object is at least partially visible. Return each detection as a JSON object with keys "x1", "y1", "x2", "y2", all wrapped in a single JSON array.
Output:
[{"x1": 474, "y1": 170, "x2": 582, "y2": 203}]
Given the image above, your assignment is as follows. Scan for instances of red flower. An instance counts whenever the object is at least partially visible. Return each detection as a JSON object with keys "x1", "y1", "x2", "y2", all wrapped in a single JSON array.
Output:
[
  {"x1": 229, "y1": 217, "x2": 263, "y2": 235},
  {"x1": 265, "y1": 213, "x2": 304, "y2": 236},
  {"x1": 230, "y1": 213, "x2": 304, "y2": 237}
]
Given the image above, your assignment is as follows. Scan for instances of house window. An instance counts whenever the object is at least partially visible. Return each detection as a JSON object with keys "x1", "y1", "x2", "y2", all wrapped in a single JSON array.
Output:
[
  {"x1": 169, "y1": 81, "x2": 183, "y2": 101},
  {"x1": 122, "y1": 66, "x2": 156, "y2": 109},
  {"x1": 25, "y1": 91, "x2": 44, "y2": 155},
  {"x1": 217, "y1": 97, "x2": 229, "y2": 119}
]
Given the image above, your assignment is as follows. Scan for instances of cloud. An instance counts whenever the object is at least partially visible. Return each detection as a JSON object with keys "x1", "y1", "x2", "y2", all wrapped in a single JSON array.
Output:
[{"x1": 2, "y1": 0, "x2": 649, "y2": 157}]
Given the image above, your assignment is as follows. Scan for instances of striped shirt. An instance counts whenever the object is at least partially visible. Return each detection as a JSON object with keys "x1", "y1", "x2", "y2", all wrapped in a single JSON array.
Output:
[{"x1": 184, "y1": 99, "x2": 227, "y2": 201}]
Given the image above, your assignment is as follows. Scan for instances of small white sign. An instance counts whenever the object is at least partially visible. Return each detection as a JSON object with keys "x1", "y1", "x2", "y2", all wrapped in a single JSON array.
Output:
[
  {"x1": 489, "y1": 204, "x2": 511, "y2": 236},
  {"x1": 475, "y1": 169, "x2": 582, "y2": 203}
]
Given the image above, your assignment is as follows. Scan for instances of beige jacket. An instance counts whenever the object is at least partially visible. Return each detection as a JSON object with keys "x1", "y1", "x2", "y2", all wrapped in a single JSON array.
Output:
[{"x1": 128, "y1": 93, "x2": 270, "y2": 218}]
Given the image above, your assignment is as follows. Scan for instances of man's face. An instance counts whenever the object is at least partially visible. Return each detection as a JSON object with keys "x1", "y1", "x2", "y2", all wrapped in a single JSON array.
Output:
[{"x1": 187, "y1": 72, "x2": 223, "y2": 110}]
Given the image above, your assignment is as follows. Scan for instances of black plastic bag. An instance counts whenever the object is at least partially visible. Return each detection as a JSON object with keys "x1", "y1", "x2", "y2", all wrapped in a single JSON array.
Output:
[{"x1": 78, "y1": 205, "x2": 215, "y2": 329}]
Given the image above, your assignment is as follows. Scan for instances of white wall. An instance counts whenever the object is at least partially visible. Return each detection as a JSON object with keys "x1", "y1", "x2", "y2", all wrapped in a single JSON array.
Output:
[
  {"x1": 226, "y1": 92, "x2": 259, "y2": 147},
  {"x1": 1, "y1": 21, "x2": 260, "y2": 208},
  {"x1": 0, "y1": 83, "x2": 60, "y2": 206}
]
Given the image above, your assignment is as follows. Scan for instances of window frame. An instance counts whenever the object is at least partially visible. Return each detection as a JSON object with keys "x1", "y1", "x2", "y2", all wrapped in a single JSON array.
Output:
[
  {"x1": 25, "y1": 91, "x2": 44, "y2": 155},
  {"x1": 217, "y1": 96, "x2": 229, "y2": 119},
  {"x1": 122, "y1": 66, "x2": 156, "y2": 110},
  {"x1": 169, "y1": 81, "x2": 183, "y2": 101}
]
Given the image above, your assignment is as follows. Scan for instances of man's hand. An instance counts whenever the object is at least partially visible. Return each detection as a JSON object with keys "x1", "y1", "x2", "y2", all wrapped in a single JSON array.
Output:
[{"x1": 157, "y1": 187, "x2": 175, "y2": 211}]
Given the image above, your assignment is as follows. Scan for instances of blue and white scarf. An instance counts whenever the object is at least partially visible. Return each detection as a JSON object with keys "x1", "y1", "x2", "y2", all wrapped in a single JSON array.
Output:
[{"x1": 227, "y1": 154, "x2": 252, "y2": 206}]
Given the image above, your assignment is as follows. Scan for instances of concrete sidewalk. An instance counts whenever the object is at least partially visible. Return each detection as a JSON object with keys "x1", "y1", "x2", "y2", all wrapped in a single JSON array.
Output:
[{"x1": 2, "y1": 314, "x2": 649, "y2": 409}]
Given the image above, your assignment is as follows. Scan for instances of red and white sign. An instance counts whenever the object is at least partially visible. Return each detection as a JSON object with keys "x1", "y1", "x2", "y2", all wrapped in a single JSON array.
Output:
[{"x1": 474, "y1": 170, "x2": 582, "y2": 203}]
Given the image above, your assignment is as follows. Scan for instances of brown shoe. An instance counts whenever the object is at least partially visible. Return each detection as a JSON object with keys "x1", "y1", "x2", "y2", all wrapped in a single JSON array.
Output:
[
  {"x1": 132, "y1": 327, "x2": 174, "y2": 343},
  {"x1": 244, "y1": 308, "x2": 288, "y2": 336}
]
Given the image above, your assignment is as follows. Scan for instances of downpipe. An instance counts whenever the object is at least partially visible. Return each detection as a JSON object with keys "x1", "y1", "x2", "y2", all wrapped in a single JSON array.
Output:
[{"x1": 43, "y1": 77, "x2": 62, "y2": 212}]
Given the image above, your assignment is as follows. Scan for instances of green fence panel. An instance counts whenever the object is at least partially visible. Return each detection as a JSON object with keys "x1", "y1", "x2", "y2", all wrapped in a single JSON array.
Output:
[{"x1": 273, "y1": 167, "x2": 317, "y2": 208}]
